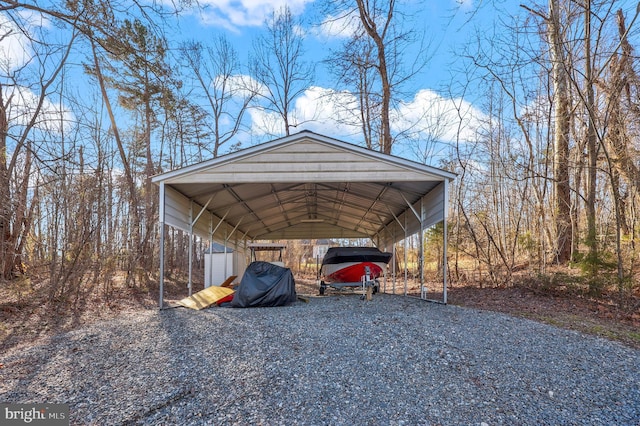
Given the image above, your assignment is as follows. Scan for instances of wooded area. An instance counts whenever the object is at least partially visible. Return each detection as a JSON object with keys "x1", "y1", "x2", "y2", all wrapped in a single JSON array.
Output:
[{"x1": 1, "y1": 0, "x2": 639, "y2": 320}]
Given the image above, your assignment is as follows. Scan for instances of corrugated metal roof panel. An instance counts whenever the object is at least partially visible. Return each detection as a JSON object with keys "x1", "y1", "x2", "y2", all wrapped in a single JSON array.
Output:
[{"x1": 154, "y1": 131, "x2": 455, "y2": 244}]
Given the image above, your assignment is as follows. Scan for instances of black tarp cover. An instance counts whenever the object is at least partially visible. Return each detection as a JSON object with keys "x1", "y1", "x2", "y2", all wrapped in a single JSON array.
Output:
[{"x1": 230, "y1": 261, "x2": 297, "y2": 308}]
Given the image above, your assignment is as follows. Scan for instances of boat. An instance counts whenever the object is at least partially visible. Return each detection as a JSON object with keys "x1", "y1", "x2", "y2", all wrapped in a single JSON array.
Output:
[{"x1": 319, "y1": 246, "x2": 392, "y2": 294}]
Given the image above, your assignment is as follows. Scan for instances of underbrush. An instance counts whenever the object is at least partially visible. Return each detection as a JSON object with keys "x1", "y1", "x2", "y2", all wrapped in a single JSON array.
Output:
[
  {"x1": 512, "y1": 269, "x2": 640, "y2": 314},
  {"x1": 0, "y1": 271, "x2": 196, "y2": 351}
]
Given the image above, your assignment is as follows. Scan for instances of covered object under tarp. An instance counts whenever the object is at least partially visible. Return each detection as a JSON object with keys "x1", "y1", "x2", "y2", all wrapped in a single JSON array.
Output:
[{"x1": 230, "y1": 261, "x2": 297, "y2": 308}]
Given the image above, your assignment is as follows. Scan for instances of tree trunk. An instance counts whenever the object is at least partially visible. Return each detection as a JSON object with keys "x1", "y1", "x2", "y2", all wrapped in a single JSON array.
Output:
[
  {"x1": 548, "y1": 0, "x2": 572, "y2": 264},
  {"x1": 0, "y1": 85, "x2": 13, "y2": 279},
  {"x1": 355, "y1": 0, "x2": 394, "y2": 154},
  {"x1": 584, "y1": 0, "x2": 598, "y2": 271}
]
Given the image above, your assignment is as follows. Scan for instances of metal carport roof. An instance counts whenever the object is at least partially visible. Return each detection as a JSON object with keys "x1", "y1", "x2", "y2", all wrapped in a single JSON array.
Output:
[{"x1": 152, "y1": 131, "x2": 456, "y2": 307}]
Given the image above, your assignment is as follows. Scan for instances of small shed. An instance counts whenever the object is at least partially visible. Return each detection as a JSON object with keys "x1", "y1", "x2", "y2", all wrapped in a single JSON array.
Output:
[{"x1": 204, "y1": 242, "x2": 246, "y2": 288}]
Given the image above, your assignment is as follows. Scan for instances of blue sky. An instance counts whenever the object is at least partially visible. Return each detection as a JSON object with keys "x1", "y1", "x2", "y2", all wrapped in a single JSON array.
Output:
[
  {"x1": 0, "y1": 0, "x2": 502, "y2": 164},
  {"x1": 5, "y1": 0, "x2": 640, "y2": 165},
  {"x1": 164, "y1": 0, "x2": 490, "y2": 156},
  {"x1": 3, "y1": 0, "x2": 599, "y2": 166}
]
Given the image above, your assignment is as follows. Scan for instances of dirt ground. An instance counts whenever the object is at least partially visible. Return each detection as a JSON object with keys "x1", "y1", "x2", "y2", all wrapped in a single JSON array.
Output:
[{"x1": 1, "y1": 274, "x2": 639, "y2": 353}]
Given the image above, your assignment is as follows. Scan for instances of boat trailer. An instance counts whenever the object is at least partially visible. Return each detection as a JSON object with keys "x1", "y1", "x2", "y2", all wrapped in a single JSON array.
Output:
[{"x1": 319, "y1": 266, "x2": 380, "y2": 300}]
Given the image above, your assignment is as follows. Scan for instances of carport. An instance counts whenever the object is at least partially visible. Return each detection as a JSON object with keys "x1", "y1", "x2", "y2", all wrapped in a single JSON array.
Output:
[{"x1": 151, "y1": 131, "x2": 456, "y2": 308}]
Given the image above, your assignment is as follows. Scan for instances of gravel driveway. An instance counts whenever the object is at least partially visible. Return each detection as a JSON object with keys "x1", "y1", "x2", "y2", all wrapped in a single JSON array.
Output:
[{"x1": 1, "y1": 293, "x2": 639, "y2": 425}]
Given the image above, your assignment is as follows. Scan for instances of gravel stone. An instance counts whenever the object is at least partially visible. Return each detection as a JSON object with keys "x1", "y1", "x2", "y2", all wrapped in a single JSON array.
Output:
[{"x1": 1, "y1": 294, "x2": 639, "y2": 425}]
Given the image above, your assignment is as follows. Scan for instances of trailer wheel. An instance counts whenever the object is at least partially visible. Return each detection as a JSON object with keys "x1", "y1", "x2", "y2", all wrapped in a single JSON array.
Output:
[{"x1": 319, "y1": 281, "x2": 326, "y2": 295}]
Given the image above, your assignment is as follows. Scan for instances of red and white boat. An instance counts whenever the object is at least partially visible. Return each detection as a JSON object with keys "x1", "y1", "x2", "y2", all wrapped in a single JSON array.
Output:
[{"x1": 319, "y1": 247, "x2": 392, "y2": 294}]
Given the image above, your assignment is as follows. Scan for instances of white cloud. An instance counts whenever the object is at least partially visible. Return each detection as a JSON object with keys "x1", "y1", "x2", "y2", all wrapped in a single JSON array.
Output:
[
  {"x1": 4, "y1": 85, "x2": 74, "y2": 134},
  {"x1": 314, "y1": 13, "x2": 361, "y2": 39},
  {"x1": 248, "y1": 107, "x2": 284, "y2": 136},
  {"x1": 291, "y1": 86, "x2": 361, "y2": 134},
  {"x1": 392, "y1": 89, "x2": 486, "y2": 144},
  {"x1": 247, "y1": 86, "x2": 486, "y2": 151},
  {"x1": 194, "y1": 0, "x2": 311, "y2": 31},
  {"x1": 16, "y1": 8, "x2": 52, "y2": 29},
  {"x1": 213, "y1": 74, "x2": 266, "y2": 98},
  {"x1": 0, "y1": 13, "x2": 73, "y2": 134},
  {"x1": 0, "y1": 10, "x2": 54, "y2": 73},
  {"x1": 248, "y1": 86, "x2": 361, "y2": 138},
  {"x1": 0, "y1": 13, "x2": 33, "y2": 73}
]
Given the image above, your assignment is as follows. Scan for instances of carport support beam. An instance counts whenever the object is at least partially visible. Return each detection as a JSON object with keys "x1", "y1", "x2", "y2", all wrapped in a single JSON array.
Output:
[
  {"x1": 188, "y1": 201, "x2": 193, "y2": 297},
  {"x1": 443, "y1": 180, "x2": 449, "y2": 304},
  {"x1": 420, "y1": 198, "x2": 425, "y2": 299},
  {"x1": 386, "y1": 205, "x2": 407, "y2": 296},
  {"x1": 404, "y1": 215, "x2": 408, "y2": 296},
  {"x1": 159, "y1": 182, "x2": 165, "y2": 309}
]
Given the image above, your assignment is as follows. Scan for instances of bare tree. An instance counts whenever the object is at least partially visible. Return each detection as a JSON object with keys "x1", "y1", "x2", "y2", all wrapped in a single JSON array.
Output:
[
  {"x1": 463, "y1": 0, "x2": 640, "y2": 290},
  {"x1": 322, "y1": 0, "x2": 430, "y2": 154},
  {"x1": 0, "y1": 12, "x2": 77, "y2": 279},
  {"x1": 325, "y1": 33, "x2": 381, "y2": 150},
  {"x1": 546, "y1": 0, "x2": 573, "y2": 264},
  {"x1": 180, "y1": 36, "x2": 255, "y2": 157},
  {"x1": 353, "y1": 0, "x2": 395, "y2": 153},
  {"x1": 250, "y1": 6, "x2": 313, "y2": 137},
  {"x1": 583, "y1": 0, "x2": 599, "y2": 271}
]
